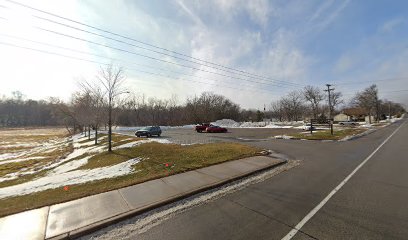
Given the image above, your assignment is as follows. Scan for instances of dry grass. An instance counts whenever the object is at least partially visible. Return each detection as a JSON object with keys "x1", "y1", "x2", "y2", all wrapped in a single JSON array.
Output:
[
  {"x1": 290, "y1": 128, "x2": 367, "y2": 140},
  {"x1": 0, "y1": 128, "x2": 73, "y2": 187},
  {"x1": 0, "y1": 142, "x2": 263, "y2": 217}
]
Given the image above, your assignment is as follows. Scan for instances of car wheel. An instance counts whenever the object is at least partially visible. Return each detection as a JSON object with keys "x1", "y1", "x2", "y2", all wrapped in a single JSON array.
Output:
[
  {"x1": 158, "y1": 133, "x2": 161, "y2": 137},
  {"x1": 147, "y1": 133, "x2": 151, "y2": 138}
]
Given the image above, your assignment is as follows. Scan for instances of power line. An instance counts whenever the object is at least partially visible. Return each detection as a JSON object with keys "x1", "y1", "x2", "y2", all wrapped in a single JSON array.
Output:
[
  {"x1": 333, "y1": 77, "x2": 408, "y2": 86},
  {"x1": 0, "y1": 41, "x2": 284, "y2": 95},
  {"x1": 33, "y1": 15, "x2": 302, "y2": 88},
  {"x1": 342, "y1": 89, "x2": 408, "y2": 96},
  {"x1": 0, "y1": 13, "x2": 296, "y2": 87},
  {"x1": 2, "y1": 0, "x2": 302, "y2": 87},
  {"x1": 0, "y1": 33, "x2": 287, "y2": 90},
  {"x1": 0, "y1": 15, "x2": 296, "y2": 89}
]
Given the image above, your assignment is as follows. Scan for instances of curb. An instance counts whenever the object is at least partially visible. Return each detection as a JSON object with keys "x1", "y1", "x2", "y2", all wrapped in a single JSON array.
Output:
[
  {"x1": 48, "y1": 158, "x2": 287, "y2": 240},
  {"x1": 338, "y1": 128, "x2": 376, "y2": 141},
  {"x1": 272, "y1": 124, "x2": 392, "y2": 142}
]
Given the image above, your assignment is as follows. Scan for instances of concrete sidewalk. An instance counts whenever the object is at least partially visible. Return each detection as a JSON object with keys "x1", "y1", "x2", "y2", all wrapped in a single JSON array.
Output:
[{"x1": 0, "y1": 155, "x2": 285, "y2": 240}]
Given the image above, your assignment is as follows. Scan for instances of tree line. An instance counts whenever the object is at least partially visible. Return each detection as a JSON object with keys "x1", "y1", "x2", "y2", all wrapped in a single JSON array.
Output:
[
  {"x1": 268, "y1": 84, "x2": 405, "y2": 123},
  {"x1": 1, "y1": 66, "x2": 405, "y2": 130}
]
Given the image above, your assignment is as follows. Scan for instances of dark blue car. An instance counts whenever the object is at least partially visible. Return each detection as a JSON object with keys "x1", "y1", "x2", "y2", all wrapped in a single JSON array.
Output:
[{"x1": 135, "y1": 126, "x2": 162, "y2": 137}]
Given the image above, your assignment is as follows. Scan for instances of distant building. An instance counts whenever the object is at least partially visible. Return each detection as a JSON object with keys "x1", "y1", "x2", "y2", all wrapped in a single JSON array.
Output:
[
  {"x1": 334, "y1": 107, "x2": 367, "y2": 122},
  {"x1": 334, "y1": 113, "x2": 351, "y2": 122}
]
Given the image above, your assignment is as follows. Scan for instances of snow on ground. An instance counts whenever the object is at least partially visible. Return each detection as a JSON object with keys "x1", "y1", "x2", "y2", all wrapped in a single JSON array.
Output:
[
  {"x1": 0, "y1": 158, "x2": 142, "y2": 199},
  {"x1": 211, "y1": 119, "x2": 304, "y2": 128},
  {"x1": 0, "y1": 137, "x2": 71, "y2": 163},
  {"x1": 115, "y1": 119, "x2": 306, "y2": 130},
  {"x1": 0, "y1": 131, "x2": 171, "y2": 198},
  {"x1": 113, "y1": 138, "x2": 172, "y2": 150},
  {"x1": 211, "y1": 119, "x2": 241, "y2": 128}
]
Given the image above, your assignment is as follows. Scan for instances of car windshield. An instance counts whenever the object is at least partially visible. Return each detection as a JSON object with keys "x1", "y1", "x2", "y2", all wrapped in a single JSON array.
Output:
[{"x1": 140, "y1": 127, "x2": 153, "y2": 131}]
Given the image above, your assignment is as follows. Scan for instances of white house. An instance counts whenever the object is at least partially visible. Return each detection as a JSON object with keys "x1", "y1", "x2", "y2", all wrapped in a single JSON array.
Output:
[{"x1": 334, "y1": 113, "x2": 351, "y2": 122}]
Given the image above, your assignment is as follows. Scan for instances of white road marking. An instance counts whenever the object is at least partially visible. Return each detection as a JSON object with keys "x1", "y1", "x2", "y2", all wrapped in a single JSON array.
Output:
[{"x1": 281, "y1": 121, "x2": 406, "y2": 240}]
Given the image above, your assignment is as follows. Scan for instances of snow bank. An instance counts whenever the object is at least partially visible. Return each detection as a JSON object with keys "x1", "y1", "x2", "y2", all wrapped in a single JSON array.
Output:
[
  {"x1": 239, "y1": 122, "x2": 266, "y2": 128},
  {"x1": 211, "y1": 119, "x2": 240, "y2": 128},
  {"x1": 211, "y1": 119, "x2": 302, "y2": 128}
]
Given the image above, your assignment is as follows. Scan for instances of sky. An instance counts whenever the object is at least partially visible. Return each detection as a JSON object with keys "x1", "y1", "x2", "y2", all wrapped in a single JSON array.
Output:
[{"x1": 0, "y1": 0, "x2": 407, "y2": 109}]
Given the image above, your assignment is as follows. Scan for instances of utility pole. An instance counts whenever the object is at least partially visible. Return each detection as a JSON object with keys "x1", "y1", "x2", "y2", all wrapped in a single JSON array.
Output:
[
  {"x1": 263, "y1": 104, "x2": 266, "y2": 126},
  {"x1": 388, "y1": 101, "x2": 392, "y2": 122},
  {"x1": 324, "y1": 84, "x2": 335, "y2": 119},
  {"x1": 325, "y1": 84, "x2": 335, "y2": 135}
]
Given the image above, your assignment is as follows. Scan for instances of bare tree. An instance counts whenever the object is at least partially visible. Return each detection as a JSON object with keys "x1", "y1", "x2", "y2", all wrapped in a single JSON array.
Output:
[
  {"x1": 281, "y1": 91, "x2": 304, "y2": 121},
  {"x1": 97, "y1": 65, "x2": 127, "y2": 152},
  {"x1": 79, "y1": 80, "x2": 106, "y2": 145},
  {"x1": 270, "y1": 100, "x2": 284, "y2": 121},
  {"x1": 353, "y1": 84, "x2": 379, "y2": 124},
  {"x1": 303, "y1": 85, "x2": 324, "y2": 119},
  {"x1": 329, "y1": 91, "x2": 344, "y2": 113}
]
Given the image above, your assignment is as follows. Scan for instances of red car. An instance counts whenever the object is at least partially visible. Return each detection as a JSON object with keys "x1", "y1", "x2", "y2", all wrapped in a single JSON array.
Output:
[
  {"x1": 206, "y1": 125, "x2": 227, "y2": 133},
  {"x1": 195, "y1": 123, "x2": 212, "y2": 133}
]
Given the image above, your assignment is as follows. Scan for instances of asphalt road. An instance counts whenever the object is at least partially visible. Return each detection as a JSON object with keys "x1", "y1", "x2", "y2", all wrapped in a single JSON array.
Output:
[
  {"x1": 107, "y1": 119, "x2": 407, "y2": 240},
  {"x1": 115, "y1": 127, "x2": 303, "y2": 145}
]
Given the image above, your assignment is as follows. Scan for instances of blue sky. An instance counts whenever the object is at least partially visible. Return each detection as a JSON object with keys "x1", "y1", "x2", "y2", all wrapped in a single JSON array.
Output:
[{"x1": 0, "y1": 0, "x2": 407, "y2": 109}]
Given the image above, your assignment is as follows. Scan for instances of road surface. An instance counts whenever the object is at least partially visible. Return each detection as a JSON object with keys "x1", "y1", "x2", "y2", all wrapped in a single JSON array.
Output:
[{"x1": 90, "y1": 118, "x2": 407, "y2": 239}]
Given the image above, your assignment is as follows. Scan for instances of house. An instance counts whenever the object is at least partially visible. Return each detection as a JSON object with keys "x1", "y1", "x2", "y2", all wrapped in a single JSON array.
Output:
[
  {"x1": 334, "y1": 107, "x2": 367, "y2": 122},
  {"x1": 334, "y1": 113, "x2": 351, "y2": 122}
]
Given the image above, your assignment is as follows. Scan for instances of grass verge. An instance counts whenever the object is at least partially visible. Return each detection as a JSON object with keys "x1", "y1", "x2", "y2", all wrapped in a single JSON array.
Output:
[
  {"x1": 290, "y1": 128, "x2": 368, "y2": 140},
  {"x1": 0, "y1": 142, "x2": 263, "y2": 217}
]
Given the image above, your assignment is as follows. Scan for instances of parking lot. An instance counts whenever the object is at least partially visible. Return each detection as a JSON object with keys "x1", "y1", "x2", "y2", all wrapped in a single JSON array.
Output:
[{"x1": 115, "y1": 127, "x2": 304, "y2": 145}]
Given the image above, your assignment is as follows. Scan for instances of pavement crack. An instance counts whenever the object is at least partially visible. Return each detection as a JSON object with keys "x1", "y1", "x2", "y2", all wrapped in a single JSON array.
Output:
[{"x1": 227, "y1": 199, "x2": 319, "y2": 240}]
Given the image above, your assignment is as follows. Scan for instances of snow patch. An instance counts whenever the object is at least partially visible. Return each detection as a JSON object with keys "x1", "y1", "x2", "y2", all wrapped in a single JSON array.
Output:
[
  {"x1": 211, "y1": 119, "x2": 240, "y2": 128},
  {"x1": 0, "y1": 158, "x2": 142, "y2": 199}
]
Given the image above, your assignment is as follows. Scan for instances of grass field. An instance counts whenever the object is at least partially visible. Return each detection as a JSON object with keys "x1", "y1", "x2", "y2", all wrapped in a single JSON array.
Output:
[{"x1": 0, "y1": 128, "x2": 263, "y2": 217}]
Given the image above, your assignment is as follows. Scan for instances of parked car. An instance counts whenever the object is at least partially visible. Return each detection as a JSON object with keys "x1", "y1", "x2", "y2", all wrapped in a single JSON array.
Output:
[
  {"x1": 206, "y1": 125, "x2": 227, "y2": 133},
  {"x1": 135, "y1": 126, "x2": 162, "y2": 137},
  {"x1": 302, "y1": 123, "x2": 316, "y2": 131},
  {"x1": 195, "y1": 123, "x2": 212, "y2": 133},
  {"x1": 339, "y1": 121, "x2": 358, "y2": 126}
]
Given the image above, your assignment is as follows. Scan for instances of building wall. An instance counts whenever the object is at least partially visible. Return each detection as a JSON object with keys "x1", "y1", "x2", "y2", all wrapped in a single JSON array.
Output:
[{"x1": 334, "y1": 113, "x2": 350, "y2": 122}]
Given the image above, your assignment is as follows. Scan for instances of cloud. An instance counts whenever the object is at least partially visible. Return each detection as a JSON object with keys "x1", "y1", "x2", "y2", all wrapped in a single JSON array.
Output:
[
  {"x1": 309, "y1": 0, "x2": 335, "y2": 22},
  {"x1": 175, "y1": 0, "x2": 205, "y2": 27},
  {"x1": 311, "y1": 0, "x2": 351, "y2": 32},
  {"x1": 246, "y1": 0, "x2": 273, "y2": 27},
  {"x1": 379, "y1": 17, "x2": 405, "y2": 33},
  {"x1": 2, "y1": 0, "x2": 407, "y2": 110},
  {"x1": 334, "y1": 54, "x2": 358, "y2": 73}
]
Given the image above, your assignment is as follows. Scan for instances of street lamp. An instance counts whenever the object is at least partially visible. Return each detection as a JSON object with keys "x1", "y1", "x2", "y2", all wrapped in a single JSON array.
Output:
[{"x1": 107, "y1": 90, "x2": 130, "y2": 152}]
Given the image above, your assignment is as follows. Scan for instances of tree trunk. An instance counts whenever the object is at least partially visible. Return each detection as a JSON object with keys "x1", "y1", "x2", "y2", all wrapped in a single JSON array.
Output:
[
  {"x1": 368, "y1": 109, "x2": 372, "y2": 124},
  {"x1": 108, "y1": 103, "x2": 112, "y2": 152},
  {"x1": 94, "y1": 125, "x2": 98, "y2": 145},
  {"x1": 88, "y1": 125, "x2": 91, "y2": 140}
]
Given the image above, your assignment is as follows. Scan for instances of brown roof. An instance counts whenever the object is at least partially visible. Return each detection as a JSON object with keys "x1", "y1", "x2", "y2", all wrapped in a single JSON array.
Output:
[{"x1": 342, "y1": 107, "x2": 367, "y2": 116}]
